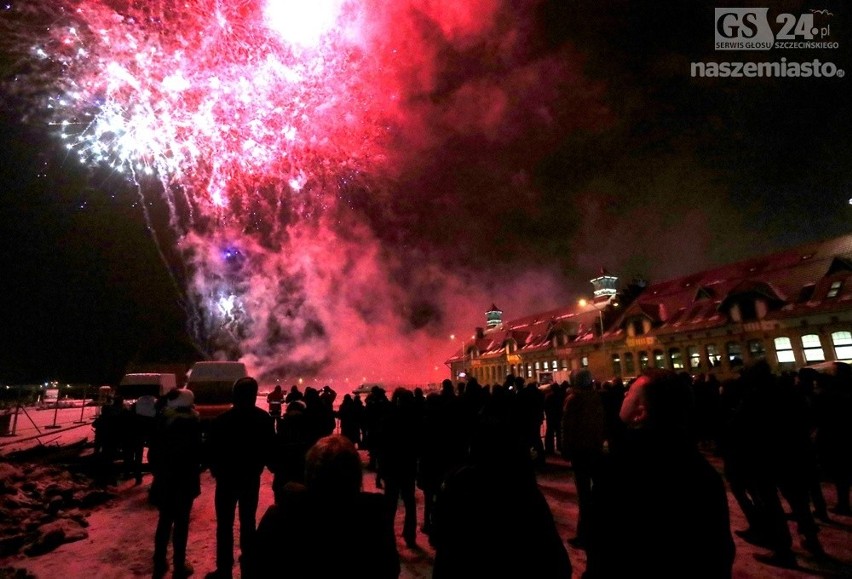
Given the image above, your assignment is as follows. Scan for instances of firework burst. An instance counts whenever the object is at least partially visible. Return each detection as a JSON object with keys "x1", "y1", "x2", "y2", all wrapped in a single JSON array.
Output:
[
  {"x1": 1, "y1": 0, "x2": 408, "y2": 376},
  {"x1": 2, "y1": 0, "x2": 601, "y2": 384}
]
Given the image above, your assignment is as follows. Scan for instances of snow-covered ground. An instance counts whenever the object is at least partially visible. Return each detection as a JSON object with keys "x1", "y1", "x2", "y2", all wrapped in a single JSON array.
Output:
[{"x1": 2, "y1": 407, "x2": 852, "y2": 578}]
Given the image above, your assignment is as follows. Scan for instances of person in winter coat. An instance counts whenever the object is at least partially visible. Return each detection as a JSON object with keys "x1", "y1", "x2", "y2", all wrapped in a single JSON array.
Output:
[
  {"x1": 431, "y1": 393, "x2": 572, "y2": 579},
  {"x1": 149, "y1": 388, "x2": 202, "y2": 579},
  {"x1": 266, "y1": 385, "x2": 284, "y2": 422},
  {"x1": 337, "y1": 394, "x2": 361, "y2": 446},
  {"x1": 584, "y1": 369, "x2": 734, "y2": 579},
  {"x1": 255, "y1": 435, "x2": 400, "y2": 579},
  {"x1": 561, "y1": 369, "x2": 606, "y2": 548},
  {"x1": 377, "y1": 388, "x2": 420, "y2": 547},
  {"x1": 206, "y1": 377, "x2": 275, "y2": 579}
]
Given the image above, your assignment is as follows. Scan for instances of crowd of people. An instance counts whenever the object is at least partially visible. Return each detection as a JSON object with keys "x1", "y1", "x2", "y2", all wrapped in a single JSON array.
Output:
[{"x1": 99, "y1": 360, "x2": 852, "y2": 578}]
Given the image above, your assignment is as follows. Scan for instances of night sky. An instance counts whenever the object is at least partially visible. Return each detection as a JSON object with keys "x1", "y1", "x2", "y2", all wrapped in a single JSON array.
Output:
[{"x1": 0, "y1": 0, "x2": 849, "y2": 385}]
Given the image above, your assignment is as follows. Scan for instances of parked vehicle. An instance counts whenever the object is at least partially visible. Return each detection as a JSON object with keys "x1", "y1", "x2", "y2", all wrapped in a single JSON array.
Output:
[
  {"x1": 116, "y1": 373, "x2": 177, "y2": 403},
  {"x1": 185, "y1": 361, "x2": 247, "y2": 420}
]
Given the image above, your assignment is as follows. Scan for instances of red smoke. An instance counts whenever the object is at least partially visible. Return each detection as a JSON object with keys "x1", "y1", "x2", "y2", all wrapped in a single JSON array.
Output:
[{"x1": 1, "y1": 0, "x2": 612, "y2": 390}]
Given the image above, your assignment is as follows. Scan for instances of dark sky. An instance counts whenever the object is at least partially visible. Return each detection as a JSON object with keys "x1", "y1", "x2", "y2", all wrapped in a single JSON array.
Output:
[{"x1": 0, "y1": 0, "x2": 849, "y2": 384}]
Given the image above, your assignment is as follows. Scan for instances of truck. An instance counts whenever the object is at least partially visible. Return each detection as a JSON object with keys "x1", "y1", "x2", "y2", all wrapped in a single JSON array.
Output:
[{"x1": 185, "y1": 361, "x2": 248, "y2": 420}]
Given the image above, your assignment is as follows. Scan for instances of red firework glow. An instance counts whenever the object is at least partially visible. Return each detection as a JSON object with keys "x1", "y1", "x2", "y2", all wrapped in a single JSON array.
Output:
[
  {"x1": 38, "y1": 0, "x2": 392, "y2": 205},
  {"x1": 1, "y1": 0, "x2": 608, "y2": 387}
]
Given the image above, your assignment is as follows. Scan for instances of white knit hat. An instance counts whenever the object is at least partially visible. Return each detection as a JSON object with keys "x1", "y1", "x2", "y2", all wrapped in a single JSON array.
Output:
[{"x1": 167, "y1": 388, "x2": 195, "y2": 409}]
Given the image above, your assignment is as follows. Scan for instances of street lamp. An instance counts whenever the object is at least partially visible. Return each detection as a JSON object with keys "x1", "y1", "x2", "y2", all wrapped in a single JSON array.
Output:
[
  {"x1": 579, "y1": 297, "x2": 610, "y2": 378},
  {"x1": 450, "y1": 333, "x2": 474, "y2": 379},
  {"x1": 578, "y1": 298, "x2": 606, "y2": 338}
]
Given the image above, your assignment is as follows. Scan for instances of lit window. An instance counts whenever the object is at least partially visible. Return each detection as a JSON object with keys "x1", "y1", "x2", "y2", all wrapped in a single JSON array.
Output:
[
  {"x1": 706, "y1": 344, "x2": 722, "y2": 367},
  {"x1": 727, "y1": 342, "x2": 743, "y2": 367},
  {"x1": 774, "y1": 337, "x2": 796, "y2": 363},
  {"x1": 535, "y1": 361, "x2": 540, "y2": 371},
  {"x1": 669, "y1": 348, "x2": 684, "y2": 370},
  {"x1": 832, "y1": 331, "x2": 852, "y2": 362},
  {"x1": 552, "y1": 360, "x2": 558, "y2": 371},
  {"x1": 639, "y1": 351, "x2": 649, "y2": 370},
  {"x1": 802, "y1": 334, "x2": 825, "y2": 363},
  {"x1": 543, "y1": 361, "x2": 550, "y2": 371},
  {"x1": 688, "y1": 346, "x2": 702, "y2": 369},
  {"x1": 560, "y1": 359, "x2": 568, "y2": 370},
  {"x1": 581, "y1": 356, "x2": 589, "y2": 368},
  {"x1": 611, "y1": 353, "x2": 622, "y2": 376},
  {"x1": 624, "y1": 352, "x2": 635, "y2": 374},
  {"x1": 827, "y1": 280, "x2": 843, "y2": 298},
  {"x1": 748, "y1": 340, "x2": 766, "y2": 359},
  {"x1": 653, "y1": 349, "x2": 665, "y2": 369}
]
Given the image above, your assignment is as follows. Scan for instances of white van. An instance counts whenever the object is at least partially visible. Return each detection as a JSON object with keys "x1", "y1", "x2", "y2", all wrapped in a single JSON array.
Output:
[
  {"x1": 117, "y1": 373, "x2": 178, "y2": 402},
  {"x1": 185, "y1": 361, "x2": 247, "y2": 420}
]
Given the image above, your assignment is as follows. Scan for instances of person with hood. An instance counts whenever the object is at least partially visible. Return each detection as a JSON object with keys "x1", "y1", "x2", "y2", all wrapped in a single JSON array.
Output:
[{"x1": 149, "y1": 388, "x2": 202, "y2": 579}]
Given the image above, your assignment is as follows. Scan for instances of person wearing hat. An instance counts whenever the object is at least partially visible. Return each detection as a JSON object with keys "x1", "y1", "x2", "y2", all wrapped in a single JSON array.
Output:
[{"x1": 148, "y1": 388, "x2": 202, "y2": 579}]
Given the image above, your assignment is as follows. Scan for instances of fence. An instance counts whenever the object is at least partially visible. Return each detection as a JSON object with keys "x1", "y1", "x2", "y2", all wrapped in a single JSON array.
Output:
[{"x1": 0, "y1": 384, "x2": 101, "y2": 444}]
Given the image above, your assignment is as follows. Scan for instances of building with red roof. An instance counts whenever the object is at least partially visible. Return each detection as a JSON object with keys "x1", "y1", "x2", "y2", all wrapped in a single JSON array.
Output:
[{"x1": 447, "y1": 234, "x2": 852, "y2": 383}]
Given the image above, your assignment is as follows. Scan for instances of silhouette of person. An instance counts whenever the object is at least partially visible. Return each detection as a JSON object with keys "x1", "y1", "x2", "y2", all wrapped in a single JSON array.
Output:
[
  {"x1": 561, "y1": 369, "x2": 606, "y2": 548},
  {"x1": 206, "y1": 377, "x2": 275, "y2": 579},
  {"x1": 431, "y1": 392, "x2": 572, "y2": 578},
  {"x1": 727, "y1": 361, "x2": 823, "y2": 569},
  {"x1": 255, "y1": 435, "x2": 400, "y2": 578},
  {"x1": 149, "y1": 388, "x2": 202, "y2": 579},
  {"x1": 285, "y1": 384, "x2": 303, "y2": 404},
  {"x1": 338, "y1": 393, "x2": 361, "y2": 445},
  {"x1": 377, "y1": 388, "x2": 419, "y2": 547},
  {"x1": 814, "y1": 364, "x2": 852, "y2": 516},
  {"x1": 584, "y1": 369, "x2": 735, "y2": 578},
  {"x1": 543, "y1": 381, "x2": 565, "y2": 455},
  {"x1": 126, "y1": 393, "x2": 157, "y2": 485},
  {"x1": 266, "y1": 385, "x2": 284, "y2": 422},
  {"x1": 269, "y1": 400, "x2": 311, "y2": 503}
]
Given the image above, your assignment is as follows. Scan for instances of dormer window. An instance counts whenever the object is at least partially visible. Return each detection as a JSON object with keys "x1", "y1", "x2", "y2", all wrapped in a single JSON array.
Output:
[
  {"x1": 827, "y1": 280, "x2": 843, "y2": 298},
  {"x1": 628, "y1": 319, "x2": 645, "y2": 336},
  {"x1": 738, "y1": 299, "x2": 758, "y2": 322}
]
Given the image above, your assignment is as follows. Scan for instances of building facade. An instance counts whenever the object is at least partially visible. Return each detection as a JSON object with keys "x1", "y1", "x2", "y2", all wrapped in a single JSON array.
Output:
[{"x1": 447, "y1": 234, "x2": 852, "y2": 384}]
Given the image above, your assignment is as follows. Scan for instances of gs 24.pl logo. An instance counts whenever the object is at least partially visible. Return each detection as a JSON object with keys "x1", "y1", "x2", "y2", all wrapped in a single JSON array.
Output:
[{"x1": 715, "y1": 8, "x2": 836, "y2": 50}]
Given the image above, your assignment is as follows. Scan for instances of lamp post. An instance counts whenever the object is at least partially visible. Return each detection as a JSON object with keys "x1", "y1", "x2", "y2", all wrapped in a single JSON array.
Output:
[
  {"x1": 450, "y1": 334, "x2": 462, "y2": 379},
  {"x1": 579, "y1": 298, "x2": 609, "y2": 378},
  {"x1": 450, "y1": 333, "x2": 475, "y2": 380},
  {"x1": 578, "y1": 298, "x2": 606, "y2": 338}
]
